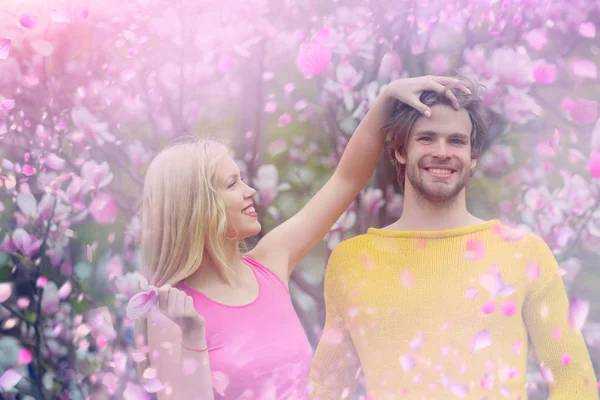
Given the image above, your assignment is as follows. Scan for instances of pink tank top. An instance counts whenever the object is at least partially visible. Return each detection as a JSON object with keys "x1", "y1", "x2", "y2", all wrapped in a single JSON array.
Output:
[{"x1": 178, "y1": 256, "x2": 312, "y2": 400}]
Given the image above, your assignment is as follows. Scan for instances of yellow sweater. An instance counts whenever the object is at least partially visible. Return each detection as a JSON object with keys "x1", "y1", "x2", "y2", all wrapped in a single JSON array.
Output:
[{"x1": 310, "y1": 220, "x2": 598, "y2": 400}]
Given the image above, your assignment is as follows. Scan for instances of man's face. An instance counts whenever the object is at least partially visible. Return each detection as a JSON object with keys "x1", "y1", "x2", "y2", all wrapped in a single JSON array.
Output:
[{"x1": 396, "y1": 104, "x2": 476, "y2": 203}]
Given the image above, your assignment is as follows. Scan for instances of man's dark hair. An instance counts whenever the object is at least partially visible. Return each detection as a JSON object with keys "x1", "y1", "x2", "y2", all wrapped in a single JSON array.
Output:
[{"x1": 382, "y1": 78, "x2": 489, "y2": 192}]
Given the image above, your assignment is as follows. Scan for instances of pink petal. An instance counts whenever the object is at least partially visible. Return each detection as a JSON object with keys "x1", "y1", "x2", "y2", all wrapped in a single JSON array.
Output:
[
  {"x1": 126, "y1": 288, "x2": 158, "y2": 320},
  {"x1": 541, "y1": 367, "x2": 554, "y2": 384},
  {"x1": 465, "y1": 287, "x2": 479, "y2": 300},
  {"x1": 89, "y1": 192, "x2": 118, "y2": 224},
  {"x1": 123, "y1": 382, "x2": 149, "y2": 400},
  {"x1": 552, "y1": 326, "x2": 562, "y2": 339},
  {"x1": 448, "y1": 382, "x2": 469, "y2": 398},
  {"x1": 17, "y1": 297, "x2": 30, "y2": 309},
  {"x1": 400, "y1": 354, "x2": 416, "y2": 371},
  {"x1": 572, "y1": 59, "x2": 597, "y2": 79},
  {"x1": 296, "y1": 43, "x2": 332, "y2": 78},
  {"x1": 588, "y1": 152, "x2": 600, "y2": 179},
  {"x1": 51, "y1": 10, "x2": 71, "y2": 23},
  {"x1": 533, "y1": 62, "x2": 556, "y2": 84},
  {"x1": 212, "y1": 371, "x2": 230, "y2": 397},
  {"x1": 480, "y1": 373, "x2": 495, "y2": 390},
  {"x1": 409, "y1": 331, "x2": 424, "y2": 351},
  {"x1": 579, "y1": 22, "x2": 596, "y2": 38},
  {"x1": 568, "y1": 298, "x2": 590, "y2": 331},
  {"x1": 36, "y1": 276, "x2": 48, "y2": 288},
  {"x1": 561, "y1": 353, "x2": 571, "y2": 366},
  {"x1": 464, "y1": 238, "x2": 486, "y2": 261},
  {"x1": 524, "y1": 29, "x2": 547, "y2": 50},
  {"x1": 1, "y1": 99, "x2": 15, "y2": 110},
  {"x1": 0, "y1": 38, "x2": 10, "y2": 60},
  {"x1": 0, "y1": 283, "x2": 12, "y2": 303},
  {"x1": 59, "y1": 280, "x2": 72, "y2": 299},
  {"x1": 502, "y1": 301, "x2": 516, "y2": 317},
  {"x1": 142, "y1": 377, "x2": 165, "y2": 393},
  {"x1": 30, "y1": 39, "x2": 54, "y2": 57},
  {"x1": 400, "y1": 271, "x2": 415, "y2": 288},
  {"x1": 278, "y1": 113, "x2": 292, "y2": 127},
  {"x1": 18, "y1": 348, "x2": 33, "y2": 365},
  {"x1": 512, "y1": 340, "x2": 523, "y2": 355},
  {"x1": 0, "y1": 368, "x2": 22, "y2": 390},
  {"x1": 19, "y1": 13, "x2": 38, "y2": 29},
  {"x1": 526, "y1": 262, "x2": 541, "y2": 281},
  {"x1": 22, "y1": 164, "x2": 36, "y2": 176},
  {"x1": 482, "y1": 301, "x2": 496, "y2": 315},
  {"x1": 471, "y1": 329, "x2": 492, "y2": 353},
  {"x1": 568, "y1": 99, "x2": 598, "y2": 124}
]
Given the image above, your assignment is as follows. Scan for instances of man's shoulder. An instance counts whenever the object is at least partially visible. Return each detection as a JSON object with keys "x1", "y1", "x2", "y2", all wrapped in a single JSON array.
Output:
[
  {"x1": 330, "y1": 233, "x2": 372, "y2": 256},
  {"x1": 489, "y1": 222, "x2": 552, "y2": 254}
]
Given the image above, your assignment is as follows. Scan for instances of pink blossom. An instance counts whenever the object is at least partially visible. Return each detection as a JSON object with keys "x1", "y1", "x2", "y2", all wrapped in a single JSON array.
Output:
[
  {"x1": 578, "y1": 22, "x2": 596, "y2": 38},
  {"x1": 41, "y1": 282, "x2": 60, "y2": 314},
  {"x1": 564, "y1": 98, "x2": 598, "y2": 124},
  {"x1": 0, "y1": 283, "x2": 11, "y2": 303},
  {"x1": 362, "y1": 188, "x2": 384, "y2": 215},
  {"x1": 533, "y1": 62, "x2": 557, "y2": 84},
  {"x1": 296, "y1": 43, "x2": 332, "y2": 78},
  {"x1": 81, "y1": 160, "x2": 113, "y2": 190},
  {"x1": 525, "y1": 29, "x2": 547, "y2": 50},
  {"x1": 489, "y1": 47, "x2": 533, "y2": 87},
  {"x1": 12, "y1": 228, "x2": 42, "y2": 256},
  {"x1": 89, "y1": 192, "x2": 118, "y2": 224},
  {"x1": 571, "y1": 59, "x2": 597, "y2": 80},
  {"x1": 588, "y1": 153, "x2": 600, "y2": 179}
]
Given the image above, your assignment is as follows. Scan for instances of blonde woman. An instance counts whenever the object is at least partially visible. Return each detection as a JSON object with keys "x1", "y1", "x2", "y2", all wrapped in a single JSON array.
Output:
[{"x1": 130, "y1": 76, "x2": 470, "y2": 399}]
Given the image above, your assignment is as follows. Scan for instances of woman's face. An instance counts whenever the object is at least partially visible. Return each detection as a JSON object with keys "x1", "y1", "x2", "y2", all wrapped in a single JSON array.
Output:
[{"x1": 217, "y1": 155, "x2": 261, "y2": 240}]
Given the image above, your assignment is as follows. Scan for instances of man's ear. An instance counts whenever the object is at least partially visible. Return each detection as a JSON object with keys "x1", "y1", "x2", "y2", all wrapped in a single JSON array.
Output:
[{"x1": 395, "y1": 149, "x2": 406, "y2": 165}]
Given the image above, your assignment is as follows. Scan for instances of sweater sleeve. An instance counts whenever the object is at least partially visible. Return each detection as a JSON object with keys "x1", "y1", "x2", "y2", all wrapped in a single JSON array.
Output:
[
  {"x1": 522, "y1": 235, "x2": 599, "y2": 399},
  {"x1": 310, "y1": 245, "x2": 361, "y2": 400}
]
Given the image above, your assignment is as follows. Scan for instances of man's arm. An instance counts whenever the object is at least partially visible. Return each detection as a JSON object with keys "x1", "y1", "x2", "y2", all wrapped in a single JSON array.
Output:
[
  {"x1": 310, "y1": 246, "x2": 362, "y2": 399},
  {"x1": 522, "y1": 235, "x2": 599, "y2": 399}
]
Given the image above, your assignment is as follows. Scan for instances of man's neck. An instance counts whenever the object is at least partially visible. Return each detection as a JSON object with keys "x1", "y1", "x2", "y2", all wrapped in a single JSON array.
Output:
[{"x1": 386, "y1": 187, "x2": 484, "y2": 231}]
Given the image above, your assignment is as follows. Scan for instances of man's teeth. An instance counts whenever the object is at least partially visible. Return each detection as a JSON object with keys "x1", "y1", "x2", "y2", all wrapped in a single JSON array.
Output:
[
  {"x1": 428, "y1": 168, "x2": 453, "y2": 174},
  {"x1": 242, "y1": 207, "x2": 256, "y2": 215}
]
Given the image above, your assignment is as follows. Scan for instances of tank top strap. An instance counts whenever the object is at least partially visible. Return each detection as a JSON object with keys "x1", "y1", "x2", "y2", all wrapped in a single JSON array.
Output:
[{"x1": 241, "y1": 256, "x2": 289, "y2": 292}]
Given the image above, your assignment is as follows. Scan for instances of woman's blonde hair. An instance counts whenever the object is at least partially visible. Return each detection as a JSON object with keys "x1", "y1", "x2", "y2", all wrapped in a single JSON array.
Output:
[{"x1": 134, "y1": 137, "x2": 234, "y2": 375}]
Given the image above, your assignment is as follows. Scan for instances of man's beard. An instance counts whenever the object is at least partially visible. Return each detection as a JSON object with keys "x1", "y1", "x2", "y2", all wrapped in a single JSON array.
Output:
[{"x1": 405, "y1": 159, "x2": 471, "y2": 204}]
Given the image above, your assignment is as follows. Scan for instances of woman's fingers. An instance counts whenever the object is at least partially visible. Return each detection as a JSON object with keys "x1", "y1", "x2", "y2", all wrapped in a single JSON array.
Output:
[{"x1": 158, "y1": 284, "x2": 172, "y2": 312}]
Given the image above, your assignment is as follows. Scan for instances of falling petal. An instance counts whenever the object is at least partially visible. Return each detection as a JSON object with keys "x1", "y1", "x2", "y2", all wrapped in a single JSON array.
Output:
[
  {"x1": 126, "y1": 288, "x2": 159, "y2": 320},
  {"x1": 465, "y1": 287, "x2": 479, "y2": 300},
  {"x1": 480, "y1": 373, "x2": 495, "y2": 390},
  {"x1": 22, "y1": 165, "x2": 36, "y2": 176},
  {"x1": 0, "y1": 38, "x2": 10, "y2": 60},
  {"x1": 0, "y1": 369, "x2": 22, "y2": 390},
  {"x1": 36, "y1": 276, "x2": 48, "y2": 287},
  {"x1": 471, "y1": 329, "x2": 492, "y2": 353},
  {"x1": 30, "y1": 39, "x2": 54, "y2": 57},
  {"x1": 143, "y1": 378, "x2": 165, "y2": 393},
  {"x1": 51, "y1": 10, "x2": 71, "y2": 23},
  {"x1": 533, "y1": 62, "x2": 556, "y2": 84},
  {"x1": 552, "y1": 326, "x2": 562, "y2": 339},
  {"x1": 400, "y1": 354, "x2": 416, "y2": 371},
  {"x1": 59, "y1": 280, "x2": 72, "y2": 299},
  {"x1": 568, "y1": 298, "x2": 590, "y2": 331},
  {"x1": 400, "y1": 271, "x2": 415, "y2": 288},
  {"x1": 296, "y1": 43, "x2": 332, "y2": 78},
  {"x1": 278, "y1": 113, "x2": 292, "y2": 127},
  {"x1": 1, "y1": 99, "x2": 15, "y2": 110},
  {"x1": 561, "y1": 353, "x2": 571, "y2": 366},
  {"x1": 482, "y1": 301, "x2": 496, "y2": 315},
  {"x1": 502, "y1": 302, "x2": 516, "y2": 317},
  {"x1": 131, "y1": 351, "x2": 146, "y2": 363},
  {"x1": 572, "y1": 59, "x2": 597, "y2": 80},
  {"x1": 123, "y1": 382, "x2": 149, "y2": 400},
  {"x1": 464, "y1": 238, "x2": 485, "y2": 261},
  {"x1": 18, "y1": 348, "x2": 32, "y2": 365},
  {"x1": 578, "y1": 22, "x2": 596, "y2": 38},
  {"x1": 541, "y1": 367, "x2": 554, "y2": 385},
  {"x1": 448, "y1": 382, "x2": 469, "y2": 398},
  {"x1": 526, "y1": 262, "x2": 541, "y2": 281},
  {"x1": 524, "y1": 29, "x2": 547, "y2": 50},
  {"x1": 0, "y1": 283, "x2": 12, "y2": 302},
  {"x1": 512, "y1": 340, "x2": 523, "y2": 355},
  {"x1": 19, "y1": 13, "x2": 38, "y2": 29},
  {"x1": 212, "y1": 371, "x2": 230, "y2": 397},
  {"x1": 568, "y1": 99, "x2": 597, "y2": 124},
  {"x1": 409, "y1": 331, "x2": 424, "y2": 351},
  {"x1": 588, "y1": 153, "x2": 600, "y2": 179}
]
